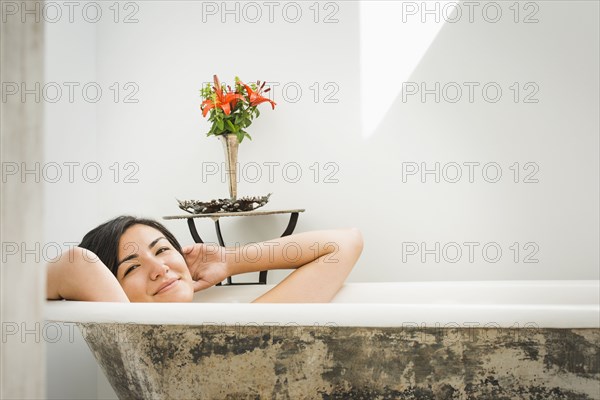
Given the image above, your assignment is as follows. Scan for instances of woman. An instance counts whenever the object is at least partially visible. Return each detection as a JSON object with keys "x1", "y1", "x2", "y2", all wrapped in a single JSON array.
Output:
[{"x1": 46, "y1": 216, "x2": 363, "y2": 303}]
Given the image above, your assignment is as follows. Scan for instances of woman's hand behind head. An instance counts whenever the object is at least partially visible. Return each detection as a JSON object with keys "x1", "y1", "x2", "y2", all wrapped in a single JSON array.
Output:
[{"x1": 182, "y1": 244, "x2": 231, "y2": 291}]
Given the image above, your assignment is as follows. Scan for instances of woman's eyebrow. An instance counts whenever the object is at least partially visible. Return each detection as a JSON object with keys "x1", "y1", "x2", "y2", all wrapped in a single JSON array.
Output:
[
  {"x1": 149, "y1": 236, "x2": 167, "y2": 249},
  {"x1": 117, "y1": 236, "x2": 167, "y2": 267}
]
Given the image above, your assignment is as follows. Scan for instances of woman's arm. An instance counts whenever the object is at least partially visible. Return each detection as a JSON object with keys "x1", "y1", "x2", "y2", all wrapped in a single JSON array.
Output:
[
  {"x1": 46, "y1": 247, "x2": 129, "y2": 302},
  {"x1": 184, "y1": 228, "x2": 363, "y2": 302},
  {"x1": 249, "y1": 228, "x2": 363, "y2": 302}
]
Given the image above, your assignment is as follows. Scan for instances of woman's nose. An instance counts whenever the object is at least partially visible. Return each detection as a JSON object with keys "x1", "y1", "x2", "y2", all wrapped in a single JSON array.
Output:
[{"x1": 149, "y1": 259, "x2": 169, "y2": 280}]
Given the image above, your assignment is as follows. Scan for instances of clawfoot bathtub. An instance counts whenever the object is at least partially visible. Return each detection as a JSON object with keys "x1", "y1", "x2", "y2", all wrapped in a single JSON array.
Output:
[{"x1": 46, "y1": 281, "x2": 600, "y2": 399}]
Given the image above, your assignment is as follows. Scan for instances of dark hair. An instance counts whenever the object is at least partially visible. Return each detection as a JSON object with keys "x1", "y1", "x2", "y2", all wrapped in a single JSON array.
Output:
[{"x1": 79, "y1": 216, "x2": 183, "y2": 276}]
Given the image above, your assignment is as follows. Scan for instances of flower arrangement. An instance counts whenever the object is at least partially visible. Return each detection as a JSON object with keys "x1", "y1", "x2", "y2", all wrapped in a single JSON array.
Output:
[{"x1": 200, "y1": 75, "x2": 276, "y2": 143}]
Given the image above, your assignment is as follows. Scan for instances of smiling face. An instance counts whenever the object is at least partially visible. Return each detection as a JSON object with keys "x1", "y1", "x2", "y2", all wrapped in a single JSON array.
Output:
[{"x1": 116, "y1": 224, "x2": 194, "y2": 302}]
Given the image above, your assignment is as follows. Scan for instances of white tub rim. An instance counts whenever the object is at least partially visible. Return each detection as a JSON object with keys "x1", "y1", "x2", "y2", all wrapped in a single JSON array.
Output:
[{"x1": 44, "y1": 280, "x2": 600, "y2": 328}]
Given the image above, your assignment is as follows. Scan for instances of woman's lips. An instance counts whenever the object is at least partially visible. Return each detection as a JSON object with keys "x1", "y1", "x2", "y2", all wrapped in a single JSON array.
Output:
[{"x1": 155, "y1": 278, "x2": 180, "y2": 295}]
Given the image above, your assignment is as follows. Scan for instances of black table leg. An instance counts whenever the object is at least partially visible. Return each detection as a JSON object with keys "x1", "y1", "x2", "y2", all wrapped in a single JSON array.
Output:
[
  {"x1": 214, "y1": 219, "x2": 232, "y2": 285},
  {"x1": 280, "y1": 212, "x2": 299, "y2": 237},
  {"x1": 258, "y1": 212, "x2": 300, "y2": 284},
  {"x1": 214, "y1": 219, "x2": 226, "y2": 247},
  {"x1": 187, "y1": 219, "x2": 204, "y2": 244}
]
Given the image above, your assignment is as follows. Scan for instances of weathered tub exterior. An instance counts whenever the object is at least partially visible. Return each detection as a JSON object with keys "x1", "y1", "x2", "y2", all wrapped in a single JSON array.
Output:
[{"x1": 46, "y1": 281, "x2": 600, "y2": 400}]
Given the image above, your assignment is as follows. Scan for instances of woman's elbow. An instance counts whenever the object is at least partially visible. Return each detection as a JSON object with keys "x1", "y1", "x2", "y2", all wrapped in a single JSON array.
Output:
[
  {"x1": 343, "y1": 227, "x2": 364, "y2": 259},
  {"x1": 348, "y1": 228, "x2": 364, "y2": 254}
]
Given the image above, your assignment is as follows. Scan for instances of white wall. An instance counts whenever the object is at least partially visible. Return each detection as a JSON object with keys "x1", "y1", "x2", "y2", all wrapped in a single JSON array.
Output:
[
  {"x1": 43, "y1": 6, "x2": 102, "y2": 399},
  {"x1": 43, "y1": 1, "x2": 598, "y2": 398}
]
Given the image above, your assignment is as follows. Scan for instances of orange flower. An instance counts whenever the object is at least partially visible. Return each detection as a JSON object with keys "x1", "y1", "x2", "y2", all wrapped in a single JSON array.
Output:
[
  {"x1": 201, "y1": 75, "x2": 243, "y2": 117},
  {"x1": 241, "y1": 80, "x2": 276, "y2": 109}
]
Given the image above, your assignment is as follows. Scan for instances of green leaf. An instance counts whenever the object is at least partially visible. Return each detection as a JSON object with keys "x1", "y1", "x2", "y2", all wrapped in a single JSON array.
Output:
[
  {"x1": 226, "y1": 120, "x2": 236, "y2": 132},
  {"x1": 216, "y1": 119, "x2": 224, "y2": 130}
]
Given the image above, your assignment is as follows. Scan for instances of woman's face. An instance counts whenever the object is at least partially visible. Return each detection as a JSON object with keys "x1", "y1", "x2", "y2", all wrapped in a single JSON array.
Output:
[{"x1": 116, "y1": 224, "x2": 194, "y2": 302}]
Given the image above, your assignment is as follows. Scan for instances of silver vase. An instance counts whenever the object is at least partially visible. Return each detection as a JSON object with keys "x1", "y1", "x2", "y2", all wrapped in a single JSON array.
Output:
[{"x1": 219, "y1": 133, "x2": 239, "y2": 200}]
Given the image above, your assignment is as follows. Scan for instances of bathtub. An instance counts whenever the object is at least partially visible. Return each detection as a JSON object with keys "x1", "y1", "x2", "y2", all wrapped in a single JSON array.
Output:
[{"x1": 45, "y1": 280, "x2": 600, "y2": 399}]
